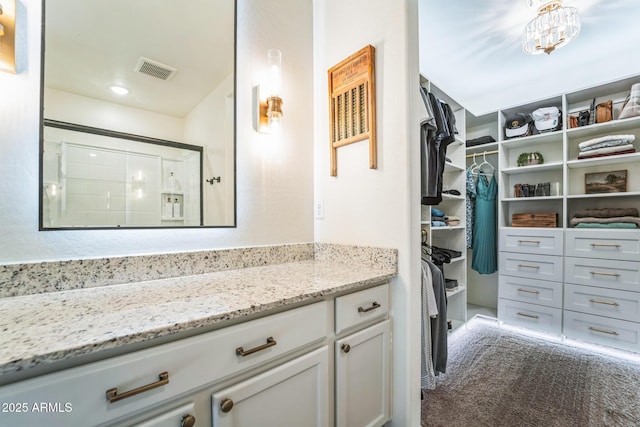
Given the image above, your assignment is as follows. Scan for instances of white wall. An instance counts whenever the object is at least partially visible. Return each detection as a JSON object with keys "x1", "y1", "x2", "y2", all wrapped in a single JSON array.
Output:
[
  {"x1": 313, "y1": 0, "x2": 421, "y2": 425},
  {"x1": 0, "y1": 0, "x2": 314, "y2": 263}
]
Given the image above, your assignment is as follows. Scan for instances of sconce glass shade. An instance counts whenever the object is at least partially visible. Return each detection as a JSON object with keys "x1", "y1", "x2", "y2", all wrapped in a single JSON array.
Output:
[
  {"x1": 267, "y1": 49, "x2": 282, "y2": 97},
  {"x1": 523, "y1": 0, "x2": 580, "y2": 55}
]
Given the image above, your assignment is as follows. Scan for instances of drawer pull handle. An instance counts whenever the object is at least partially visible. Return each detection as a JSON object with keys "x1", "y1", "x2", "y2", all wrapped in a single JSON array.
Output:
[
  {"x1": 517, "y1": 264, "x2": 540, "y2": 270},
  {"x1": 518, "y1": 239, "x2": 541, "y2": 245},
  {"x1": 590, "y1": 243, "x2": 621, "y2": 248},
  {"x1": 589, "y1": 299, "x2": 620, "y2": 307},
  {"x1": 181, "y1": 414, "x2": 196, "y2": 427},
  {"x1": 341, "y1": 343, "x2": 351, "y2": 353},
  {"x1": 236, "y1": 337, "x2": 277, "y2": 357},
  {"x1": 106, "y1": 371, "x2": 169, "y2": 403},
  {"x1": 220, "y1": 398, "x2": 234, "y2": 413},
  {"x1": 358, "y1": 302, "x2": 381, "y2": 313},
  {"x1": 589, "y1": 271, "x2": 620, "y2": 278},
  {"x1": 588, "y1": 326, "x2": 619, "y2": 336},
  {"x1": 517, "y1": 288, "x2": 540, "y2": 295},
  {"x1": 516, "y1": 312, "x2": 539, "y2": 319}
]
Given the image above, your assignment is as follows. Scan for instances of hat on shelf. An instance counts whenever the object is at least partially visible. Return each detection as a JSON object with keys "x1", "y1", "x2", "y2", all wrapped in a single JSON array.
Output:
[
  {"x1": 532, "y1": 106, "x2": 561, "y2": 132},
  {"x1": 504, "y1": 113, "x2": 533, "y2": 138}
]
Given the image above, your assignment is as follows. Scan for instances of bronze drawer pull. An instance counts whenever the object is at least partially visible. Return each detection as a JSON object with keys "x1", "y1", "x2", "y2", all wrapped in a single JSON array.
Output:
[
  {"x1": 589, "y1": 299, "x2": 620, "y2": 307},
  {"x1": 590, "y1": 243, "x2": 621, "y2": 248},
  {"x1": 236, "y1": 337, "x2": 277, "y2": 357},
  {"x1": 517, "y1": 264, "x2": 540, "y2": 269},
  {"x1": 589, "y1": 271, "x2": 620, "y2": 277},
  {"x1": 358, "y1": 302, "x2": 381, "y2": 313},
  {"x1": 220, "y1": 398, "x2": 234, "y2": 413},
  {"x1": 106, "y1": 372, "x2": 169, "y2": 403},
  {"x1": 588, "y1": 326, "x2": 619, "y2": 336},
  {"x1": 517, "y1": 239, "x2": 541, "y2": 245},
  {"x1": 517, "y1": 288, "x2": 540, "y2": 295},
  {"x1": 516, "y1": 312, "x2": 539, "y2": 319}
]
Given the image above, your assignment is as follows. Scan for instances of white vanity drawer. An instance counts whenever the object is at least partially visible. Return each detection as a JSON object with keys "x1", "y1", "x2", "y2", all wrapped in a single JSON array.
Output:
[
  {"x1": 499, "y1": 252, "x2": 563, "y2": 282},
  {"x1": 335, "y1": 283, "x2": 389, "y2": 334},
  {"x1": 565, "y1": 257, "x2": 640, "y2": 292},
  {"x1": 565, "y1": 229, "x2": 640, "y2": 262},
  {"x1": 564, "y1": 283, "x2": 640, "y2": 323},
  {"x1": 499, "y1": 227, "x2": 563, "y2": 256},
  {"x1": 0, "y1": 302, "x2": 328, "y2": 427},
  {"x1": 563, "y1": 310, "x2": 640, "y2": 353},
  {"x1": 498, "y1": 275, "x2": 562, "y2": 309},
  {"x1": 498, "y1": 298, "x2": 562, "y2": 334}
]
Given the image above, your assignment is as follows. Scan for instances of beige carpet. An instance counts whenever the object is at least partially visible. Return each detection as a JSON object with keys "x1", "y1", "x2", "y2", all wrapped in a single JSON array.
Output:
[{"x1": 421, "y1": 317, "x2": 640, "y2": 427}]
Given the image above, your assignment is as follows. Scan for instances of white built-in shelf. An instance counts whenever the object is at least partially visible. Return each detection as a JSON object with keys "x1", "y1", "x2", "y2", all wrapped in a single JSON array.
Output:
[
  {"x1": 566, "y1": 116, "x2": 640, "y2": 139},
  {"x1": 567, "y1": 191, "x2": 640, "y2": 200},
  {"x1": 449, "y1": 256, "x2": 466, "y2": 263},
  {"x1": 467, "y1": 142, "x2": 498, "y2": 155},
  {"x1": 161, "y1": 217, "x2": 184, "y2": 221},
  {"x1": 431, "y1": 225, "x2": 465, "y2": 231},
  {"x1": 566, "y1": 152, "x2": 640, "y2": 169},
  {"x1": 442, "y1": 193, "x2": 465, "y2": 201},
  {"x1": 501, "y1": 131, "x2": 563, "y2": 150},
  {"x1": 444, "y1": 162, "x2": 465, "y2": 172},
  {"x1": 501, "y1": 196, "x2": 563, "y2": 202},
  {"x1": 446, "y1": 285, "x2": 466, "y2": 298},
  {"x1": 161, "y1": 191, "x2": 184, "y2": 195},
  {"x1": 501, "y1": 161, "x2": 564, "y2": 175},
  {"x1": 454, "y1": 137, "x2": 465, "y2": 146}
]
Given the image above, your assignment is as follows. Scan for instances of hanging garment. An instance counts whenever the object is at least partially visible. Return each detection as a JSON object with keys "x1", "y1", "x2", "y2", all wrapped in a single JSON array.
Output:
[
  {"x1": 424, "y1": 259, "x2": 448, "y2": 375},
  {"x1": 472, "y1": 173, "x2": 498, "y2": 274},
  {"x1": 465, "y1": 167, "x2": 476, "y2": 249},
  {"x1": 421, "y1": 260, "x2": 438, "y2": 390}
]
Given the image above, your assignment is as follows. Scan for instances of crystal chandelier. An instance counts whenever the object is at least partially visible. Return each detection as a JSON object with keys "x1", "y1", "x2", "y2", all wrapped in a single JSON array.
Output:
[{"x1": 523, "y1": 0, "x2": 581, "y2": 55}]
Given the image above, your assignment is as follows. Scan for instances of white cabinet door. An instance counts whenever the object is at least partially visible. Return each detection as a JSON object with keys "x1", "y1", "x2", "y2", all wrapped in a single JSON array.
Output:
[
  {"x1": 335, "y1": 320, "x2": 391, "y2": 427},
  {"x1": 211, "y1": 347, "x2": 329, "y2": 427}
]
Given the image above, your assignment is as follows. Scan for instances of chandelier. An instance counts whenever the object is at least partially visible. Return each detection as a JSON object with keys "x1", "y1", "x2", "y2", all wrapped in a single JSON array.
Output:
[{"x1": 522, "y1": 0, "x2": 581, "y2": 55}]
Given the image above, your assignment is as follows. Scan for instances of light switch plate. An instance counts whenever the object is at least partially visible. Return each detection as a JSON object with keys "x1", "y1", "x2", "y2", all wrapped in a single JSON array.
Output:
[{"x1": 314, "y1": 199, "x2": 324, "y2": 219}]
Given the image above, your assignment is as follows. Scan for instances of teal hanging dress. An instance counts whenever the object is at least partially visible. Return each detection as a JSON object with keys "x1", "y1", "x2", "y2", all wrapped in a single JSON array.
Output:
[{"x1": 472, "y1": 173, "x2": 498, "y2": 274}]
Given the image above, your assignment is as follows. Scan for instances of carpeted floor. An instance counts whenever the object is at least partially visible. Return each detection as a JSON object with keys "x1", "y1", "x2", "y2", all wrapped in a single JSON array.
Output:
[{"x1": 421, "y1": 317, "x2": 640, "y2": 427}]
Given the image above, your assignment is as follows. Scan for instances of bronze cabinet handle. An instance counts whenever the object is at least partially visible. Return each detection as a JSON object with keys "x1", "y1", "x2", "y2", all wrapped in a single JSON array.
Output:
[
  {"x1": 220, "y1": 398, "x2": 234, "y2": 413},
  {"x1": 588, "y1": 326, "x2": 619, "y2": 336},
  {"x1": 106, "y1": 372, "x2": 169, "y2": 403},
  {"x1": 589, "y1": 271, "x2": 620, "y2": 277},
  {"x1": 516, "y1": 312, "x2": 539, "y2": 319},
  {"x1": 236, "y1": 337, "x2": 277, "y2": 357},
  {"x1": 358, "y1": 302, "x2": 381, "y2": 313},
  {"x1": 181, "y1": 414, "x2": 196, "y2": 427},
  {"x1": 517, "y1": 288, "x2": 540, "y2": 295},
  {"x1": 589, "y1": 299, "x2": 620, "y2": 307},
  {"x1": 341, "y1": 343, "x2": 351, "y2": 353},
  {"x1": 590, "y1": 243, "x2": 621, "y2": 248},
  {"x1": 517, "y1": 239, "x2": 540, "y2": 245},
  {"x1": 517, "y1": 264, "x2": 540, "y2": 269}
]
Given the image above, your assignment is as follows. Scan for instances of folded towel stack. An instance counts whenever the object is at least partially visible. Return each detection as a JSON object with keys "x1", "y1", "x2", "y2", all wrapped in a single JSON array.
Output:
[
  {"x1": 577, "y1": 134, "x2": 636, "y2": 159},
  {"x1": 570, "y1": 207, "x2": 640, "y2": 228}
]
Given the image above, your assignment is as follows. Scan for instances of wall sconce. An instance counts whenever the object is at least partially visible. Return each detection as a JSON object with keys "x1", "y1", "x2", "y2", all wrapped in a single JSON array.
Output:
[
  {"x1": 254, "y1": 49, "x2": 283, "y2": 133},
  {"x1": 0, "y1": 0, "x2": 16, "y2": 73},
  {"x1": 132, "y1": 171, "x2": 145, "y2": 199}
]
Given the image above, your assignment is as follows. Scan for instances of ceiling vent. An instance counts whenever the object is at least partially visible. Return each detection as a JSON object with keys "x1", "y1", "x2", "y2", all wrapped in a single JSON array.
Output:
[{"x1": 134, "y1": 57, "x2": 178, "y2": 81}]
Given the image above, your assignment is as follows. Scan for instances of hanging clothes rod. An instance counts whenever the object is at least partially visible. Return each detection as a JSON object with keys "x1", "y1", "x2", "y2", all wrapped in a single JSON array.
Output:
[{"x1": 465, "y1": 149, "x2": 499, "y2": 158}]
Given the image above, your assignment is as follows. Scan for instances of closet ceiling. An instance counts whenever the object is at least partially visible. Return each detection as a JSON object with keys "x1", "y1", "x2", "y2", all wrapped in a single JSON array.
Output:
[{"x1": 419, "y1": 0, "x2": 640, "y2": 116}]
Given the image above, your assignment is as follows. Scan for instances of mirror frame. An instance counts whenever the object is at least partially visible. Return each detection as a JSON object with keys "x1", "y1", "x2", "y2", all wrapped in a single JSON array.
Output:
[{"x1": 38, "y1": 0, "x2": 238, "y2": 230}]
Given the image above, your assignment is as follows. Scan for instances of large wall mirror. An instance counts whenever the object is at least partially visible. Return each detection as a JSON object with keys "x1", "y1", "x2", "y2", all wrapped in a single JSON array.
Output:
[{"x1": 39, "y1": 0, "x2": 236, "y2": 229}]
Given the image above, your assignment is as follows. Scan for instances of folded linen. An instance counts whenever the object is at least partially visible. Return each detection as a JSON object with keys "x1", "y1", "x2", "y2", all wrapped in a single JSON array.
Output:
[
  {"x1": 573, "y1": 208, "x2": 639, "y2": 218},
  {"x1": 431, "y1": 220, "x2": 447, "y2": 227},
  {"x1": 570, "y1": 216, "x2": 640, "y2": 227},
  {"x1": 578, "y1": 149, "x2": 635, "y2": 159},
  {"x1": 579, "y1": 139, "x2": 632, "y2": 152},
  {"x1": 575, "y1": 222, "x2": 638, "y2": 229},
  {"x1": 577, "y1": 144, "x2": 634, "y2": 158},
  {"x1": 578, "y1": 134, "x2": 635, "y2": 151}
]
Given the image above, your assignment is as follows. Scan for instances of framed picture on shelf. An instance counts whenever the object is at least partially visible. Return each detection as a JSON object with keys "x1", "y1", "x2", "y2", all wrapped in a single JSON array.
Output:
[{"x1": 585, "y1": 170, "x2": 628, "y2": 194}]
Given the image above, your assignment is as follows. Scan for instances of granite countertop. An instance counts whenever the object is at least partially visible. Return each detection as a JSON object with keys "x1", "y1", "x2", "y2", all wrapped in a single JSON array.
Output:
[{"x1": 0, "y1": 258, "x2": 396, "y2": 379}]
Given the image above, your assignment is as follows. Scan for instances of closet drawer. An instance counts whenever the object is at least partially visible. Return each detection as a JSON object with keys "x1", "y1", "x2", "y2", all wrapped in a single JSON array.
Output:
[
  {"x1": 565, "y1": 229, "x2": 640, "y2": 262},
  {"x1": 499, "y1": 227, "x2": 563, "y2": 256},
  {"x1": 0, "y1": 302, "x2": 328, "y2": 427},
  {"x1": 498, "y1": 275, "x2": 562, "y2": 309},
  {"x1": 565, "y1": 257, "x2": 640, "y2": 292},
  {"x1": 499, "y1": 252, "x2": 563, "y2": 282},
  {"x1": 498, "y1": 298, "x2": 562, "y2": 334},
  {"x1": 563, "y1": 310, "x2": 640, "y2": 353},
  {"x1": 335, "y1": 283, "x2": 389, "y2": 334},
  {"x1": 564, "y1": 283, "x2": 640, "y2": 323}
]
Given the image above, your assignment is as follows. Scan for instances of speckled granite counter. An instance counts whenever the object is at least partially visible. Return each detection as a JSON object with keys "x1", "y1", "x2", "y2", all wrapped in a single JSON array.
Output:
[{"x1": 0, "y1": 244, "x2": 396, "y2": 382}]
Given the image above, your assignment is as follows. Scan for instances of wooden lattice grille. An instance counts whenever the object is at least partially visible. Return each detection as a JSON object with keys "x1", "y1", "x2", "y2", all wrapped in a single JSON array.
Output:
[{"x1": 328, "y1": 45, "x2": 376, "y2": 176}]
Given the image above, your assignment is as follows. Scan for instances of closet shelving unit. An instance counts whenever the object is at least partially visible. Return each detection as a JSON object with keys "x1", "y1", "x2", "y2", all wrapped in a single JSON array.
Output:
[
  {"x1": 420, "y1": 78, "x2": 468, "y2": 332},
  {"x1": 460, "y1": 74, "x2": 640, "y2": 352}
]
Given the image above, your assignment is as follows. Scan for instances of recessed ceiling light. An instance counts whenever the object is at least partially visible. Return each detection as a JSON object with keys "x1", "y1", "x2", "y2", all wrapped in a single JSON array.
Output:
[{"x1": 110, "y1": 85, "x2": 130, "y2": 95}]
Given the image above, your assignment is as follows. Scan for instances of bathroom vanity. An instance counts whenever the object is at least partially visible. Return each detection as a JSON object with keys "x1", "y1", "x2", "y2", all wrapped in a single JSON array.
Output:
[{"x1": 0, "y1": 244, "x2": 396, "y2": 426}]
